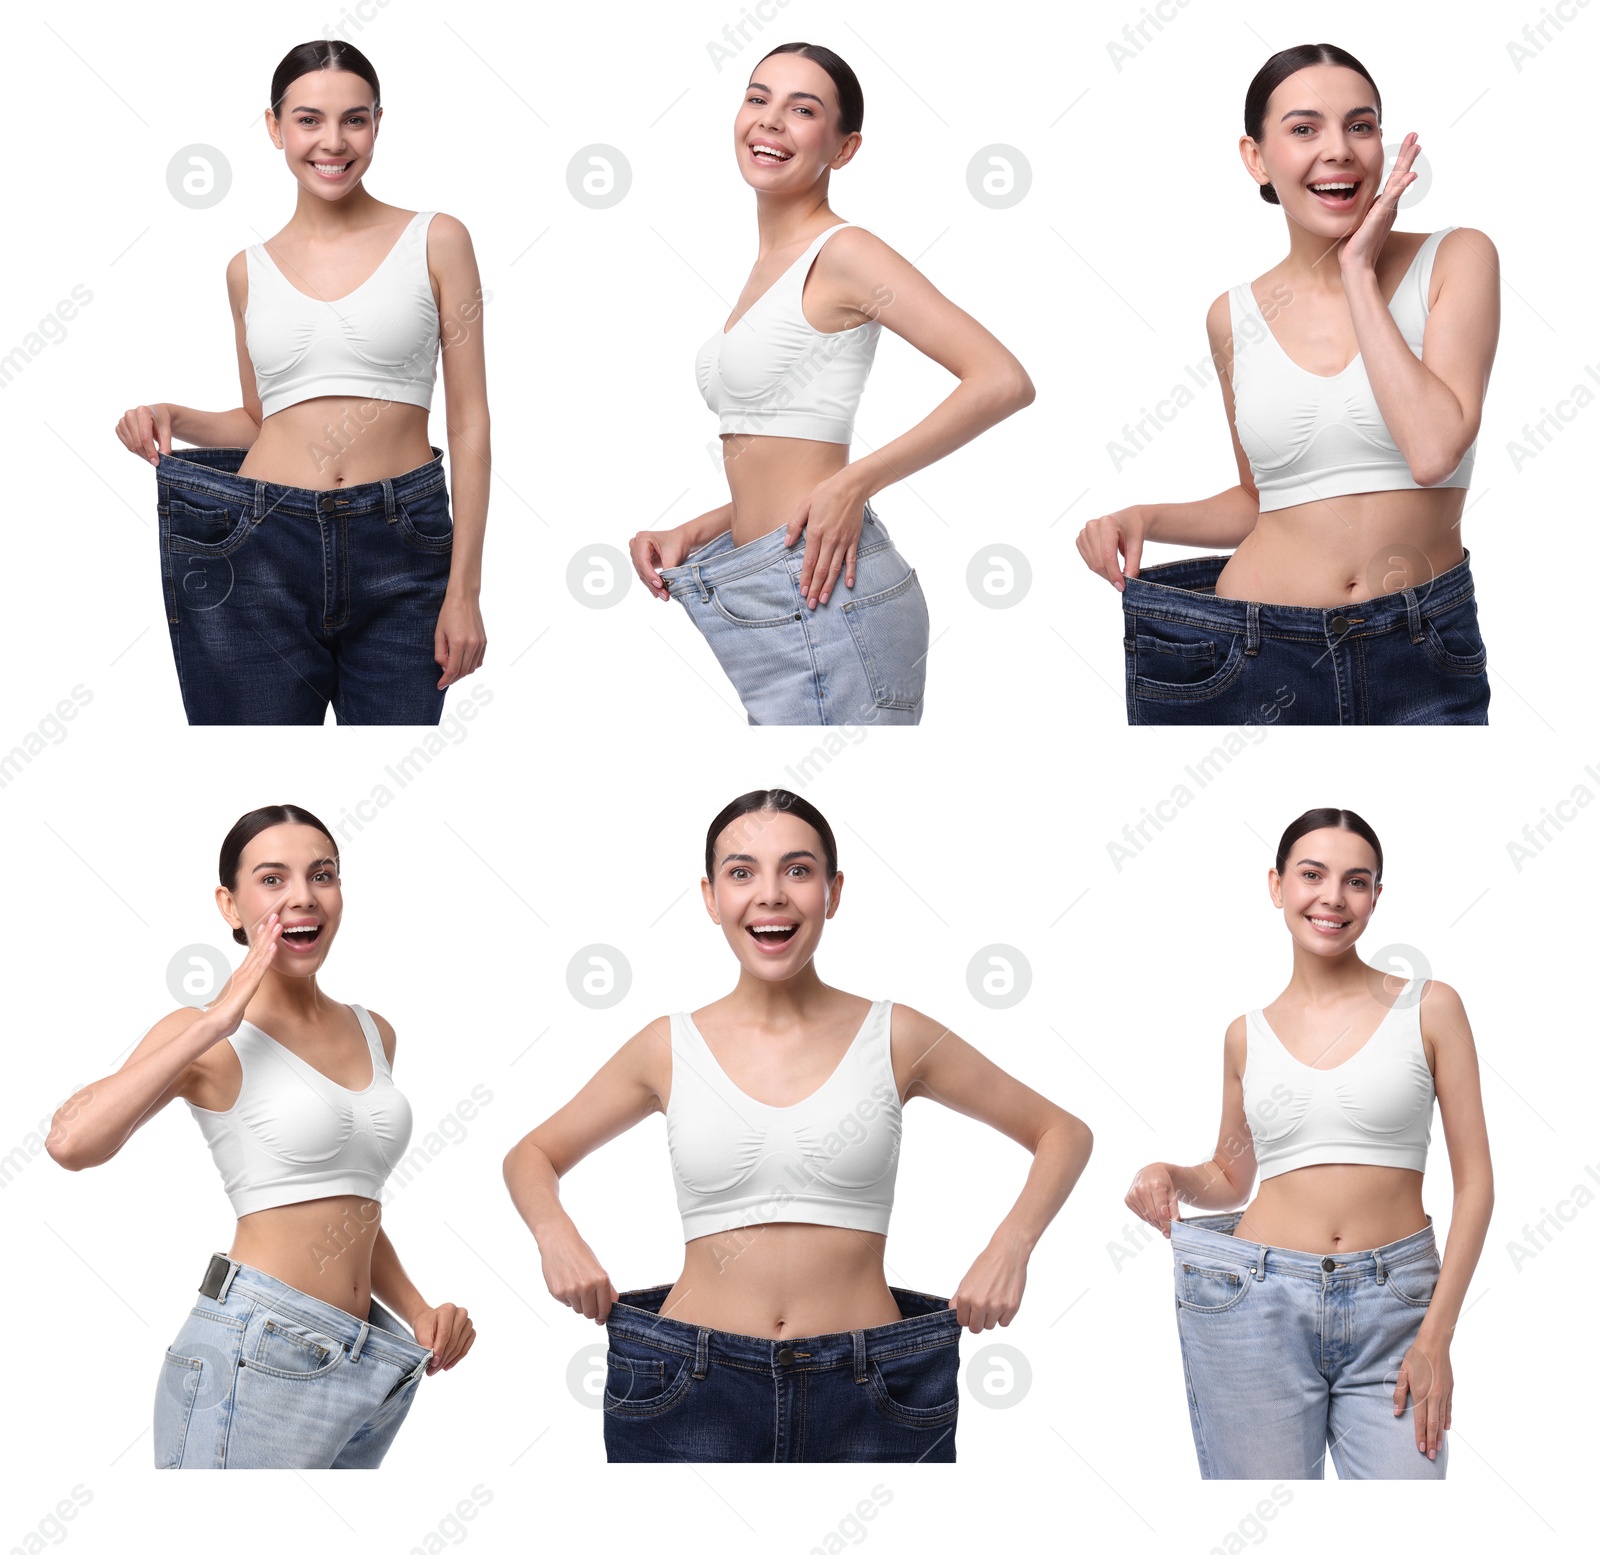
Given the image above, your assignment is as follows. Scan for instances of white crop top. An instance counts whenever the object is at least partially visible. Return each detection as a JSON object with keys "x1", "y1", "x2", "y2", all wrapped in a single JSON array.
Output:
[
  {"x1": 186, "y1": 1005, "x2": 413, "y2": 1217},
  {"x1": 665, "y1": 999, "x2": 902, "y2": 1240},
  {"x1": 244, "y1": 211, "x2": 440, "y2": 419},
  {"x1": 1228, "y1": 228, "x2": 1476, "y2": 512},
  {"x1": 695, "y1": 222, "x2": 881, "y2": 445},
  {"x1": 1241, "y1": 979, "x2": 1434, "y2": 1181}
]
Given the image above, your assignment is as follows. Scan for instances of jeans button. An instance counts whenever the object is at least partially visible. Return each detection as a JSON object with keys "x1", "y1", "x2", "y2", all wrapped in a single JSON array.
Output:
[
  {"x1": 1321, "y1": 1256, "x2": 1336, "y2": 1272},
  {"x1": 1329, "y1": 615, "x2": 1351, "y2": 635},
  {"x1": 776, "y1": 1347, "x2": 795, "y2": 1366},
  {"x1": 320, "y1": 495, "x2": 337, "y2": 513}
]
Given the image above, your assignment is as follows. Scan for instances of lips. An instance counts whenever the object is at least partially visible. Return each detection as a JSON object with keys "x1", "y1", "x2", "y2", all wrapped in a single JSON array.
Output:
[
  {"x1": 1305, "y1": 914, "x2": 1350, "y2": 936},
  {"x1": 746, "y1": 920, "x2": 798, "y2": 953},
  {"x1": 748, "y1": 140, "x2": 793, "y2": 166},
  {"x1": 279, "y1": 922, "x2": 324, "y2": 951},
  {"x1": 1306, "y1": 178, "x2": 1361, "y2": 210},
  {"x1": 310, "y1": 160, "x2": 354, "y2": 179}
]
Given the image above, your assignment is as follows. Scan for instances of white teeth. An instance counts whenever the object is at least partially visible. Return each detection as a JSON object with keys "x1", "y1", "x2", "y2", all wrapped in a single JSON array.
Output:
[
  {"x1": 283, "y1": 925, "x2": 318, "y2": 936},
  {"x1": 1310, "y1": 182, "x2": 1356, "y2": 193},
  {"x1": 312, "y1": 162, "x2": 351, "y2": 172},
  {"x1": 749, "y1": 924, "x2": 795, "y2": 934},
  {"x1": 751, "y1": 144, "x2": 791, "y2": 161}
]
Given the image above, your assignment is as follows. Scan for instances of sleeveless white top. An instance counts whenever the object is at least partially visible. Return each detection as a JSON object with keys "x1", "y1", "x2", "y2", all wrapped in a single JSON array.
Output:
[
  {"x1": 695, "y1": 222, "x2": 881, "y2": 445},
  {"x1": 186, "y1": 1005, "x2": 413, "y2": 1217},
  {"x1": 1228, "y1": 228, "x2": 1476, "y2": 512},
  {"x1": 1241, "y1": 979, "x2": 1434, "y2": 1180},
  {"x1": 665, "y1": 999, "x2": 902, "y2": 1240},
  {"x1": 244, "y1": 211, "x2": 440, "y2": 418}
]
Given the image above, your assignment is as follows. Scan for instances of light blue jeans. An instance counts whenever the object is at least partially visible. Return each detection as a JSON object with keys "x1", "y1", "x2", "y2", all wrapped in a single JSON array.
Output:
[
  {"x1": 154, "y1": 1256, "x2": 433, "y2": 1469},
  {"x1": 1171, "y1": 1212, "x2": 1448, "y2": 1479},
  {"x1": 659, "y1": 504, "x2": 929, "y2": 725}
]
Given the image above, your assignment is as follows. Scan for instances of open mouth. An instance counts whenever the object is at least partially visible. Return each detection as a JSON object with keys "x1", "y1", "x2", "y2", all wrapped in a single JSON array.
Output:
[
  {"x1": 1305, "y1": 914, "x2": 1349, "y2": 934},
  {"x1": 1307, "y1": 179, "x2": 1360, "y2": 210},
  {"x1": 280, "y1": 923, "x2": 324, "y2": 949},
  {"x1": 310, "y1": 160, "x2": 355, "y2": 178},
  {"x1": 749, "y1": 141, "x2": 793, "y2": 166},
  {"x1": 746, "y1": 921, "x2": 798, "y2": 950}
]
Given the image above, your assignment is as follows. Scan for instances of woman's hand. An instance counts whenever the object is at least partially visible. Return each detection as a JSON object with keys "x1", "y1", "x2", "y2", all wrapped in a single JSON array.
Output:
[
  {"x1": 1395, "y1": 1332, "x2": 1451, "y2": 1460},
  {"x1": 541, "y1": 1229, "x2": 618, "y2": 1324},
  {"x1": 786, "y1": 474, "x2": 868, "y2": 608},
  {"x1": 1341, "y1": 131, "x2": 1420, "y2": 277},
  {"x1": 203, "y1": 911, "x2": 282, "y2": 1042},
  {"x1": 949, "y1": 1235, "x2": 1028, "y2": 1332},
  {"x1": 1125, "y1": 1162, "x2": 1183, "y2": 1236},
  {"x1": 115, "y1": 403, "x2": 173, "y2": 468},
  {"x1": 629, "y1": 524, "x2": 694, "y2": 601},
  {"x1": 1076, "y1": 505, "x2": 1150, "y2": 591},
  {"x1": 435, "y1": 592, "x2": 487, "y2": 689},
  {"x1": 409, "y1": 1301, "x2": 476, "y2": 1374}
]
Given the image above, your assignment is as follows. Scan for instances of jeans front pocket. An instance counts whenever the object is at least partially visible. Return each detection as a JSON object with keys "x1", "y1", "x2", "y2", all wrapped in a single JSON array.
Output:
[
  {"x1": 1176, "y1": 1261, "x2": 1254, "y2": 1314},
  {"x1": 1418, "y1": 595, "x2": 1488, "y2": 676},
  {"x1": 709, "y1": 561, "x2": 802, "y2": 627},
  {"x1": 161, "y1": 493, "x2": 255, "y2": 557},
  {"x1": 1127, "y1": 615, "x2": 1248, "y2": 703},
  {"x1": 394, "y1": 488, "x2": 454, "y2": 553},
  {"x1": 245, "y1": 1315, "x2": 345, "y2": 1380},
  {"x1": 601, "y1": 1337, "x2": 695, "y2": 1419},
  {"x1": 1385, "y1": 1255, "x2": 1440, "y2": 1309},
  {"x1": 865, "y1": 1336, "x2": 960, "y2": 1429},
  {"x1": 840, "y1": 561, "x2": 930, "y2": 713}
]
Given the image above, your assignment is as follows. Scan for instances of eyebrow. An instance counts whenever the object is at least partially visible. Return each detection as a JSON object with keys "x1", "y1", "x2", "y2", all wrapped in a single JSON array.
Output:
[
  {"x1": 252, "y1": 857, "x2": 338, "y2": 872},
  {"x1": 745, "y1": 81, "x2": 827, "y2": 108},
  {"x1": 719, "y1": 849, "x2": 820, "y2": 866},
  {"x1": 1279, "y1": 105, "x2": 1379, "y2": 123},
  {"x1": 285, "y1": 105, "x2": 373, "y2": 115},
  {"x1": 1294, "y1": 857, "x2": 1373, "y2": 875}
]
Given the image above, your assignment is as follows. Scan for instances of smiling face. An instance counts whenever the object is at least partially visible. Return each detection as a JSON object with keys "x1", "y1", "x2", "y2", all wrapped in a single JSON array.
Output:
[
  {"x1": 267, "y1": 69, "x2": 381, "y2": 199},
  {"x1": 1244, "y1": 63, "x2": 1385, "y2": 233},
  {"x1": 702, "y1": 807, "x2": 840, "y2": 981},
  {"x1": 219, "y1": 823, "x2": 343, "y2": 972},
  {"x1": 734, "y1": 52, "x2": 859, "y2": 190},
  {"x1": 1268, "y1": 826, "x2": 1382, "y2": 955}
]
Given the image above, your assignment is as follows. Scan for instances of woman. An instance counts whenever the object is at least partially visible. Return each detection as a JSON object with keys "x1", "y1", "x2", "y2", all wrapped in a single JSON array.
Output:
[
  {"x1": 628, "y1": 43, "x2": 1035, "y2": 726},
  {"x1": 1077, "y1": 43, "x2": 1498, "y2": 725},
  {"x1": 1126, "y1": 808, "x2": 1492, "y2": 1478},
  {"x1": 45, "y1": 804, "x2": 475, "y2": 1468},
  {"x1": 504, "y1": 788, "x2": 1091, "y2": 1461},
  {"x1": 115, "y1": 40, "x2": 489, "y2": 725}
]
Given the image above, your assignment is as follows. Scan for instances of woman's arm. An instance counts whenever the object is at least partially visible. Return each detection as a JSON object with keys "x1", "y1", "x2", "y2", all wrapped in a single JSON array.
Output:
[
  {"x1": 1400, "y1": 979, "x2": 1493, "y2": 1458},
  {"x1": 428, "y1": 214, "x2": 490, "y2": 688},
  {"x1": 503, "y1": 1019, "x2": 668, "y2": 1323},
  {"x1": 790, "y1": 227, "x2": 1036, "y2": 603},
  {"x1": 114, "y1": 253, "x2": 264, "y2": 464},
  {"x1": 369, "y1": 1226, "x2": 475, "y2": 1373},
  {"x1": 1126, "y1": 1017, "x2": 1257, "y2": 1230},
  {"x1": 895, "y1": 1006, "x2": 1092, "y2": 1331},
  {"x1": 1346, "y1": 226, "x2": 1499, "y2": 486},
  {"x1": 1076, "y1": 294, "x2": 1260, "y2": 588}
]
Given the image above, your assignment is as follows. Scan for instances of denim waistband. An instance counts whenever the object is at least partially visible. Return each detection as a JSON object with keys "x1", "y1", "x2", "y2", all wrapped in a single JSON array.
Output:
[
  {"x1": 201, "y1": 1255, "x2": 433, "y2": 1371},
  {"x1": 156, "y1": 445, "x2": 446, "y2": 517},
  {"x1": 660, "y1": 503, "x2": 885, "y2": 600},
  {"x1": 607, "y1": 1284, "x2": 957, "y2": 1372},
  {"x1": 1123, "y1": 550, "x2": 1475, "y2": 642},
  {"x1": 1169, "y1": 1212, "x2": 1438, "y2": 1282}
]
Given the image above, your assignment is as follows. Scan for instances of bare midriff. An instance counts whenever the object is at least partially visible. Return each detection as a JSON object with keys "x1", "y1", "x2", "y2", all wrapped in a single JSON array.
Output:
[
  {"x1": 658, "y1": 1222, "x2": 904, "y2": 1338},
  {"x1": 1213, "y1": 486, "x2": 1466, "y2": 608},
  {"x1": 722, "y1": 434, "x2": 852, "y2": 548},
  {"x1": 227, "y1": 1193, "x2": 384, "y2": 1317},
  {"x1": 1232, "y1": 1164, "x2": 1428, "y2": 1256},
  {"x1": 235, "y1": 400, "x2": 436, "y2": 491}
]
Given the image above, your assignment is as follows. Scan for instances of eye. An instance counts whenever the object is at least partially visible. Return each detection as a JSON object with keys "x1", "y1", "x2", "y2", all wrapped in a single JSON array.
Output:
[
  {"x1": 728, "y1": 866, "x2": 750, "y2": 881},
  {"x1": 260, "y1": 873, "x2": 282, "y2": 886},
  {"x1": 787, "y1": 864, "x2": 812, "y2": 878},
  {"x1": 794, "y1": 105, "x2": 814, "y2": 117},
  {"x1": 297, "y1": 116, "x2": 317, "y2": 127}
]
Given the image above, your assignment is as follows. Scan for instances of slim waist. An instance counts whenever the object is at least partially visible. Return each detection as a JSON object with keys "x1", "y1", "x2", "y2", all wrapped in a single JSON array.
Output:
[
  {"x1": 1169, "y1": 1212, "x2": 1438, "y2": 1282},
  {"x1": 1124, "y1": 550, "x2": 1476, "y2": 638},
  {"x1": 607, "y1": 1283, "x2": 957, "y2": 1369},
  {"x1": 156, "y1": 445, "x2": 446, "y2": 516},
  {"x1": 660, "y1": 502, "x2": 890, "y2": 597},
  {"x1": 201, "y1": 1254, "x2": 433, "y2": 1369}
]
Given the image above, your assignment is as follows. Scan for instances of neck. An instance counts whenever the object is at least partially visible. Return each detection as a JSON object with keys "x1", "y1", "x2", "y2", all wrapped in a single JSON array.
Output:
[
  {"x1": 290, "y1": 184, "x2": 383, "y2": 237},
  {"x1": 726, "y1": 961, "x2": 833, "y2": 1027},
  {"x1": 753, "y1": 190, "x2": 835, "y2": 252}
]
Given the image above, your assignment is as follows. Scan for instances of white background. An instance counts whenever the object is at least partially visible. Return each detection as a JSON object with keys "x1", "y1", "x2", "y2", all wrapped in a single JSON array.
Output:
[{"x1": 2, "y1": 0, "x2": 1594, "y2": 1551}]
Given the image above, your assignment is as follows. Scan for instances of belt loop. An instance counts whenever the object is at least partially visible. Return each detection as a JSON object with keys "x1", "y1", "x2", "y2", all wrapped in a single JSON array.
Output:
[
  {"x1": 852, "y1": 1329, "x2": 869, "y2": 1385},
  {"x1": 1245, "y1": 601, "x2": 1261, "y2": 656},
  {"x1": 350, "y1": 1321, "x2": 370, "y2": 1363},
  {"x1": 691, "y1": 564, "x2": 709, "y2": 604},
  {"x1": 1254, "y1": 1252, "x2": 1267, "y2": 1282},
  {"x1": 382, "y1": 477, "x2": 397, "y2": 525},
  {"x1": 217, "y1": 1260, "x2": 240, "y2": 1301},
  {"x1": 1404, "y1": 587, "x2": 1424, "y2": 643},
  {"x1": 253, "y1": 481, "x2": 267, "y2": 524},
  {"x1": 1372, "y1": 1246, "x2": 1388, "y2": 1285},
  {"x1": 692, "y1": 1328, "x2": 709, "y2": 1380}
]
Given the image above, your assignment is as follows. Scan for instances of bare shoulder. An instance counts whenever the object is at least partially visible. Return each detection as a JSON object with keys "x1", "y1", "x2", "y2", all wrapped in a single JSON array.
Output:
[
  {"x1": 423, "y1": 210, "x2": 475, "y2": 260},
  {"x1": 1432, "y1": 227, "x2": 1498, "y2": 288},
  {"x1": 1416, "y1": 977, "x2": 1468, "y2": 1026},
  {"x1": 1223, "y1": 1012, "x2": 1248, "y2": 1066},
  {"x1": 889, "y1": 1001, "x2": 958, "y2": 1061},
  {"x1": 363, "y1": 1007, "x2": 398, "y2": 1064},
  {"x1": 133, "y1": 1006, "x2": 236, "y2": 1101}
]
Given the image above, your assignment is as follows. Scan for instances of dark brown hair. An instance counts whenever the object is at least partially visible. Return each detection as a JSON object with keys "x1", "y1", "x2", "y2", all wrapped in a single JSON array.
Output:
[
  {"x1": 754, "y1": 43, "x2": 864, "y2": 137},
  {"x1": 1274, "y1": 808, "x2": 1383, "y2": 884},
  {"x1": 219, "y1": 805, "x2": 339, "y2": 945},
  {"x1": 705, "y1": 789, "x2": 839, "y2": 881},
  {"x1": 1244, "y1": 44, "x2": 1381, "y2": 204},
  {"x1": 270, "y1": 40, "x2": 381, "y2": 117}
]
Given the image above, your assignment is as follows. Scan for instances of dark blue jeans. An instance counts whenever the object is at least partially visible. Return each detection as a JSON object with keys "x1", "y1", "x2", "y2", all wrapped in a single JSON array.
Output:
[
  {"x1": 1122, "y1": 551, "x2": 1489, "y2": 725},
  {"x1": 155, "y1": 446, "x2": 453, "y2": 725},
  {"x1": 603, "y1": 1285, "x2": 960, "y2": 1462}
]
